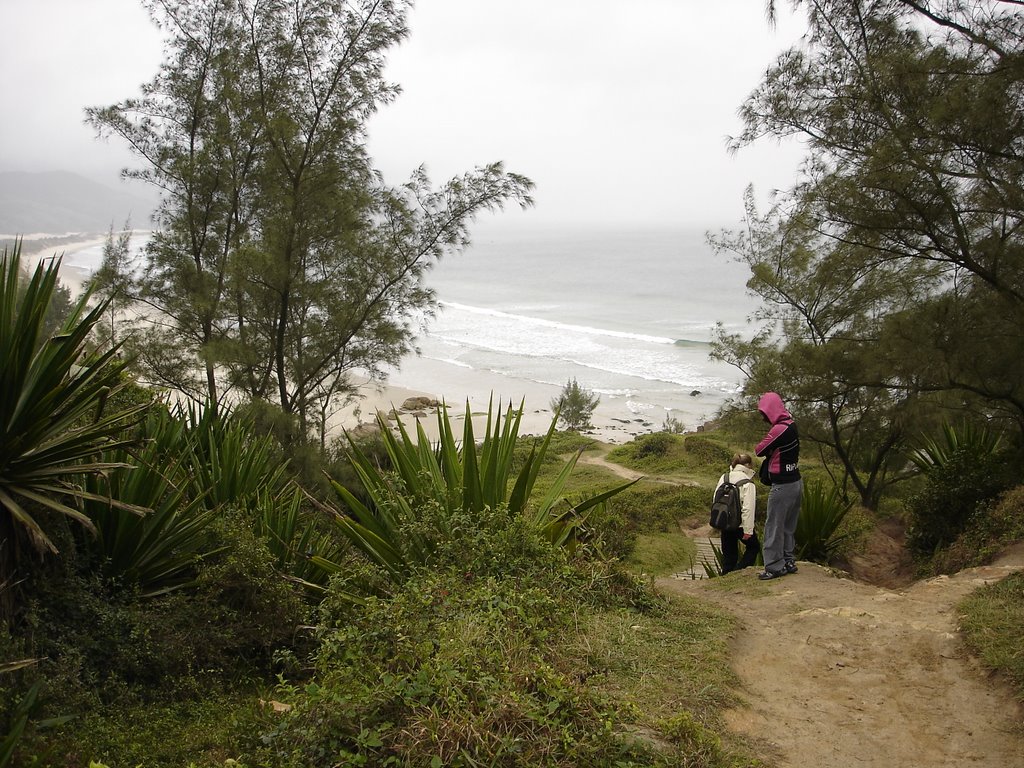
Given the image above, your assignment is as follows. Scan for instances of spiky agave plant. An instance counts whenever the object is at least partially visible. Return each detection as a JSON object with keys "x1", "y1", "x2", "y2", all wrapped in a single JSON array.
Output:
[
  {"x1": 909, "y1": 420, "x2": 1004, "y2": 473},
  {"x1": 80, "y1": 407, "x2": 218, "y2": 597},
  {"x1": 0, "y1": 244, "x2": 148, "y2": 579},
  {"x1": 314, "y1": 398, "x2": 638, "y2": 599},
  {"x1": 795, "y1": 480, "x2": 854, "y2": 563}
]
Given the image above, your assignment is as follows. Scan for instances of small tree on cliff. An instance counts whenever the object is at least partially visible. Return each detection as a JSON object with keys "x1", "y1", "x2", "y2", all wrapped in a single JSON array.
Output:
[{"x1": 551, "y1": 378, "x2": 600, "y2": 431}]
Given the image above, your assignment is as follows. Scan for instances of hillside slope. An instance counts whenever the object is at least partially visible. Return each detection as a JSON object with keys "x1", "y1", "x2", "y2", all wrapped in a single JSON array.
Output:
[
  {"x1": 660, "y1": 545, "x2": 1024, "y2": 767},
  {"x1": 0, "y1": 170, "x2": 157, "y2": 235}
]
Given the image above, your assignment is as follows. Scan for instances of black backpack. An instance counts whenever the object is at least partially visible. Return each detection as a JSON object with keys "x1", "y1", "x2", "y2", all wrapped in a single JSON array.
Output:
[{"x1": 709, "y1": 469, "x2": 751, "y2": 532}]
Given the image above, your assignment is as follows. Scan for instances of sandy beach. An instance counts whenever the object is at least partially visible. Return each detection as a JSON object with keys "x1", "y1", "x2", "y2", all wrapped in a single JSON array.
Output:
[
  {"x1": 16, "y1": 233, "x2": 707, "y2": 446},
  {"x1": 328, "y1": 378, "x2": 669, "y2": 446},
  {"x1": 10, "y1": 232, "x2": 109, "y2": 295}
]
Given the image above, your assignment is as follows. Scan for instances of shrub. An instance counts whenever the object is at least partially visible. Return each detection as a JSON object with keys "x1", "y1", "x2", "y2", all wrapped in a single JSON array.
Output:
[
  {"x1": 613, "y1": 484, "x2": 705, "y2": 530},
  {"x1": 681, "y1": 435, "x2": 732, "y2": 466},
  {"x1": 661, "y1": 412, "x2": 686, "y2": 434},
  {"x1": 607, "y1": 433, "x2": 686, "y2": 473},
  {"x1": 9, "y1": 511, "x2": 308, "y2": 744},
  {"x1": 905, "y1": 438, "x2": 1014, "y2": 559},
  {"x1": 634, "y1": 432, "x2": 676, "y2": 459},
  {"x1": 795, "y1": 480, "x2": 855, "y2": 564},
  {"x1": 927, "y1": 485, "x2": 1024, "y2": 575},
  {"x1": 258, "y1": 518, "x2": 662, "y2": 767},
  {"x1": 319, "y1": 400, "x2": 636, "y2": 601}
]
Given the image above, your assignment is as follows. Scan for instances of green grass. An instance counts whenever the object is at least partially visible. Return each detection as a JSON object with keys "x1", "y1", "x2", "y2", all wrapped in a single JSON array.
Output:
[
  {"x1": 627, "y1": 532, "x2": 695, "y2": 577},
  {"x1": 535, "y1": 461, "x2": 623, "y2": 498},
  {"x1": 957, "y1": 572, "x2": 1024, "y2": 700},
  {"x1": 606, "y1": 433, "x2": 735, "y2": 483},
  {"x1": 20, "y1": 689, "x2": 265, "y2": 768},
  {"x1": 580, "y1": 593, "x2": 764, "y2": 766}
]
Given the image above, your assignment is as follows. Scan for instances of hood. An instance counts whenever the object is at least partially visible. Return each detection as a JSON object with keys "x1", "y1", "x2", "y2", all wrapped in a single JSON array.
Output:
[{"x1": 758, "y1": 392, "x2": 792, "y2": 426}]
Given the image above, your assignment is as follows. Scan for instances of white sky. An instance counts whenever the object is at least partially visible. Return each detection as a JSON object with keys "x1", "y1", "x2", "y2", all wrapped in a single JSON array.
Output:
[{"x1": 0, "y1": 0, "x2": 807, "y2": 230}]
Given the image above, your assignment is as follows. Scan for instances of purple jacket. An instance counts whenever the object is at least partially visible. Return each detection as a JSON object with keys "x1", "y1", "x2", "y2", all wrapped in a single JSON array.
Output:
[{"x1": 755, "y1": 392, "x2": 801, "y2": 484}]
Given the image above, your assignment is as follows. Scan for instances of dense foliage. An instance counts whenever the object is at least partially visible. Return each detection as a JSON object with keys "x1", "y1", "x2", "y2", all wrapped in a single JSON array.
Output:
[
  {"x1": 712, "y1": 0, "x2": 1024, "y2": 509},
  {"x1": 905, "y1": 422, "x2": 1015, "y2": 561},
  {"x1": 0, "y1": 246, "x2": 148, "y2": 621},
  {"x1": 259, "y1": 511, "x2": 662, "y2": 767},
  {"x1": 87, "y1": 0, "x2": 533, "y2": 442}
]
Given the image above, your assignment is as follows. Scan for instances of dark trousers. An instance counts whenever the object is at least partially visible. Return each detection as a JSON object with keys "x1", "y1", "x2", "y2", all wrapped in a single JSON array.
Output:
[{"x1": 721, "y1": 529, "x2": 760, "y2": 574}]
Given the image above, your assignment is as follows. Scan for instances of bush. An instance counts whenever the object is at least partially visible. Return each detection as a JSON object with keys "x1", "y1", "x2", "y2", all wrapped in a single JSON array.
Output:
[
  {"x1": 634, "y1": 432, "x2": 676, "y2": 459},
  {"x1": 927, "y1": 485, "x2": 1024, "y2": 575},
  {"x1": 259, "y1": 517, "x2": 662, "y2": 767},
  {"x1": 661, "y1": 412, "x2": 686, "y2": 434},
  {"x1": 607, "y1": 433, "x2": 686, "y2": 473},
  {"x1": 321, "y1": 401, "x2": 636, "y2": 602},
  {"x1": 617, "y1": 484, "x2": 705, "y2": 530},
  {"x1": 681, "y1": 435, "x2": 732, "y2": 466},
  {"x1": 11, "y1": 512, "x2": 308, "y2": 727},
  {"x1": 905, "y1": 445, "x2": 1014, "y2": 559}
]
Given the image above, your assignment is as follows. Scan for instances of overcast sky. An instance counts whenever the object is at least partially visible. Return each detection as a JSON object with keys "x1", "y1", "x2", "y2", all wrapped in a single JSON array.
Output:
[{"x1": 0, "y1": 0, "x2": 807, "y2": 230}]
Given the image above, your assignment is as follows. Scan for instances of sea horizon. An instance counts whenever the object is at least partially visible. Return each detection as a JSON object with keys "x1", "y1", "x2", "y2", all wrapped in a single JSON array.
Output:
[{"x1": 59, "y1": 222, "x2": 760, "y2": 438}]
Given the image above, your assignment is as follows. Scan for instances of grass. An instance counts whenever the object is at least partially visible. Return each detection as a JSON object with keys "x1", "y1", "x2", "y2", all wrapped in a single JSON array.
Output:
[
  {"x1": 957, "y1": 571, "x2": 1024, "y2": 700},
  {"x1": 627, "y1": 532, "x2": 695, "y2": 577},
  {"x1": 21, "y1": 689, "x2": 265, "y2": 767},
  {"x1": 580, "y1": 593, "x2": 765, "y2": 766},
  {"x1": 605, "y1": 433, "x2": 737, "y2": 485}
]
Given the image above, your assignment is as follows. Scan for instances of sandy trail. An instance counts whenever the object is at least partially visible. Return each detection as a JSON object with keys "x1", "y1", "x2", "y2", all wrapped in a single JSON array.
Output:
[{"x1": 659, "y1": 544, "x2": 1024, "y2": 768}]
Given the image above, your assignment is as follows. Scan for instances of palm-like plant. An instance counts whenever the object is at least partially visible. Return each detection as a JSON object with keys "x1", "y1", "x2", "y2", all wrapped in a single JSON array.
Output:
[
  {"x1": 181, "y1": 402, "x2": 290, "y2": 511},
  {"x1": 254, "y1": 485, "x2": 345, "y2": 595},
  {"x1": 0, "y1": 244, "x2": 148, "y2": 570},
  {"x1": 909, "y1": 420, "x2": 1004, "y2": 473},
  {"x1": 74, "y1": 396, "x2": 344, "y2": 598},
  {"x1": 316, "y1": 399, "x2": 637, "y2": 595},
  {"x1": 795, "y1": 480, "x2": 854, "y2": 563},
  {"x1": 81, "y1": 408, "x2": 219, "y2": 596}
]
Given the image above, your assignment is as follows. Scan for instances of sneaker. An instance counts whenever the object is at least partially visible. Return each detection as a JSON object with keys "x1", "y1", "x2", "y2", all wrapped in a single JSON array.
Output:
[
  {"x1": 757, "y1": 569, "x2": 786, "y2": 580},
  {"x1": 785, "y1": 562, "x2": 798, "y2": 574}
]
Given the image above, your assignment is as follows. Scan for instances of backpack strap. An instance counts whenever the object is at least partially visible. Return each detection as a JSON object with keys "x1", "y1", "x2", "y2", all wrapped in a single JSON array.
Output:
[{"x1": 735, "y1": 478, "x2": 752, "y2": 488}]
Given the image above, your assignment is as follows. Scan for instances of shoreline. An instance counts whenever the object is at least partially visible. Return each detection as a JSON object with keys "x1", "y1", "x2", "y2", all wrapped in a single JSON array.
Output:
[
  {"x1": 330, "y1": 379, "x2": 701, "y2": 446},
  {"x1": 9, "y1": 231, "x2": 111, "y2": 295},
  {"x1": 18, "y1": 233, "x2": 721, "y2": 446}
]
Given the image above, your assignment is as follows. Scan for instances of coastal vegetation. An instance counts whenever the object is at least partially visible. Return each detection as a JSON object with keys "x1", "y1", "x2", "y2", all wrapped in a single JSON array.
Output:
[
  {"x1": 3, "y1": 1, "x2": 1024, "y2": 765},
  {"x1": 551, "y1": 378, "x2": 601, "y2": 431},
  {"x1": 85, "y1": 0, "x2": 533, "y2": 445},
  {"x1": 711, "y1": 0, "x2": 1024, "y2": 512}
]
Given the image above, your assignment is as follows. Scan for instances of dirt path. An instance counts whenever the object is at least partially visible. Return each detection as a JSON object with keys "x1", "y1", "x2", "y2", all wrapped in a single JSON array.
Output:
[
  {"x1": 575, "y1": 451, "x2": 700, "y2": 487},
  {"x1": 659, "y1": 544, "x2": 1024, "y2": 768}
]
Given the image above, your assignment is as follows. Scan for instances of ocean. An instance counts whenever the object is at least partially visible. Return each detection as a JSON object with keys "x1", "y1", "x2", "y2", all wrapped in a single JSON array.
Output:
[
  {"x1": 62, "y1": 224, "x2": 758, "y2": 434},
  {"x1": 384, "y1": 224, "x2": 757, "y2": 432}
]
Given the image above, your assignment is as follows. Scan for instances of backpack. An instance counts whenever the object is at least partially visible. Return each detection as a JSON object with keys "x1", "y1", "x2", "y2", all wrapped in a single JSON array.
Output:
[{"x1": 709, "y1": 470, "x2": 751, "y2": 532}]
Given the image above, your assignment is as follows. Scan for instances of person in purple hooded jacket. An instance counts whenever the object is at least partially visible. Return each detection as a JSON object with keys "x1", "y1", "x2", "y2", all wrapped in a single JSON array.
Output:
[{"x1": 754, "y1": 392, "x2": 801, "y2": 580}]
